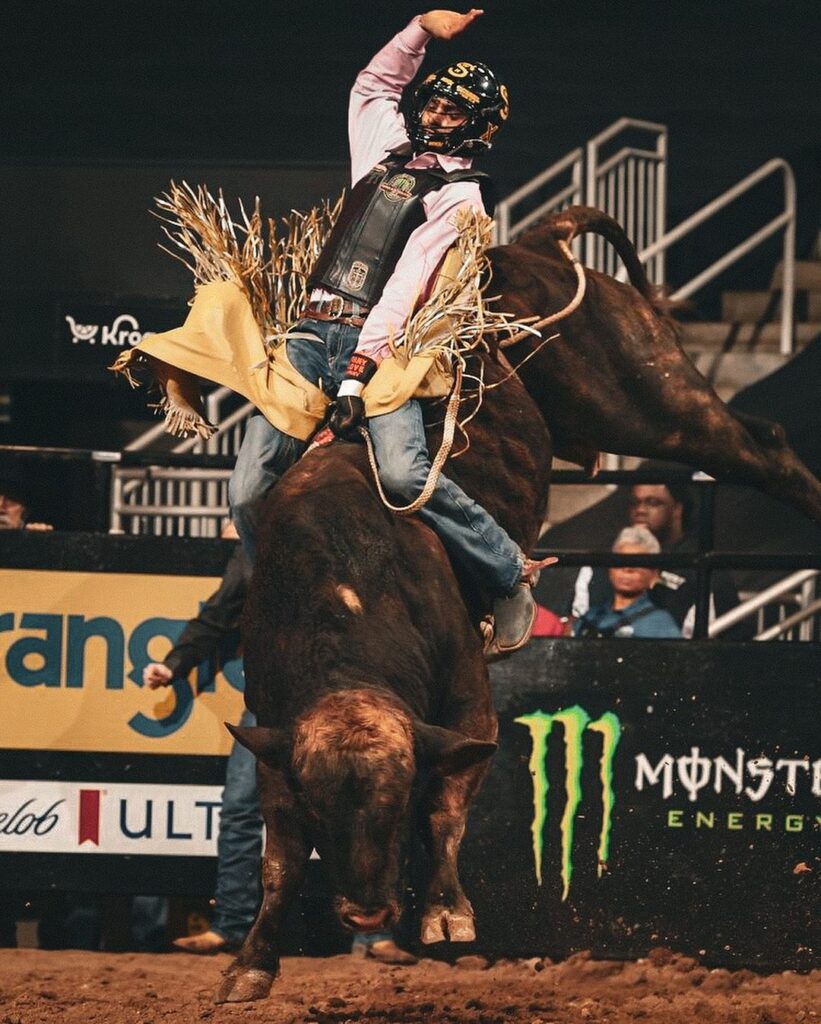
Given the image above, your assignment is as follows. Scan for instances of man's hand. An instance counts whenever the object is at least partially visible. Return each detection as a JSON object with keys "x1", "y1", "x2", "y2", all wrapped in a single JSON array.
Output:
[
  {"x1": 330, "y1": 352, "x2": 377, "y2": 440},
  {"x1": 329, "y1": 395, "x2": 366, "y2": 441},
  {"x1": 420, "y1": 8, "x2": 484, "y2": 40},
  {"x1": 143, "y1": 662, "x2": 174, "y2": 689},
  {"x1": 24, "y1": 522, "x2": 54, "y2": 531}
]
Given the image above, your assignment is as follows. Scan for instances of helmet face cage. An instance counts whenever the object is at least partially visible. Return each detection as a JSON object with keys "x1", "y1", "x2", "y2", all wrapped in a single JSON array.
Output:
[{"x1": 409, "y1": 61, "x2": 509, "y2": 156}]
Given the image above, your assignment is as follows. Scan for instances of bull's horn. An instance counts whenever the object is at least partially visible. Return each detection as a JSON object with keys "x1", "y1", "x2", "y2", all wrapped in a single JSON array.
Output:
[
  {"x1": 413, "y1": 721, "x2": 497, "y2": 777},
  {"x1": 226, "y1": 722, "x2": 290, "y2": 768}
]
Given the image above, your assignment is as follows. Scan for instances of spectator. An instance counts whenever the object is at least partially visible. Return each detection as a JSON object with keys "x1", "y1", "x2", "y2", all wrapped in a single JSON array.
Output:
[
  {"x1": 571, "y1": 481, "x2": 748, "y2": 637},
  {"x1": 574, "y1": 526, "x2": 681, "y2": 639},
  {"x1": 144, "y1": 523, "x2": 258, "y2": 954},
  {"x1": 0, "y1": 476, "x2": 53, "y2": 531},
  {"x1": 531, "y1": 603, "x2": 565, "y2": 637}
]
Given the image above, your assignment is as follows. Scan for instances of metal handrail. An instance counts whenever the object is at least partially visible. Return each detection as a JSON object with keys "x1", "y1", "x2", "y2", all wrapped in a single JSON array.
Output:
[
  {"x1": 124, "y1": 385, "x2": 237, "y2": 452},
  {"x1": 585, "y1": 118, "x2": 667, "y2": 283},
  {"x1": 755, "y1": 598, "x2": 821, "y2": 641},
  {"x1": 708, "y1": 569, "x2": 818, "y2": 637},
  {"x1": 494, "y1": 148, "x2": 584, "y2": 244},
  {"x1": 618, "y1": 158, "x2": 796, "y2": 355}
]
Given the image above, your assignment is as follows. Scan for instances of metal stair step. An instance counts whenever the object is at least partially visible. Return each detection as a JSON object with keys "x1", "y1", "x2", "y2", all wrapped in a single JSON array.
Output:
[
  {"x1": 769, "y1": 259, "x2": 821, "y2": 290},
  {"x1": 721, "y1": 290, "x2": 783, "y2": 322},
  {"x1": 680, "y1": 321, "x2": 821, "y2": 350}
]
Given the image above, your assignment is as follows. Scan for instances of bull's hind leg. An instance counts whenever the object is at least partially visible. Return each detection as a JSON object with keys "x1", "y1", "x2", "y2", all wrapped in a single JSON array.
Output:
[
  {"x1": 216, "y1": 765, "x2": 308, "y2": 1004},
  {"x1": 419, "y1": 763, "x2": 490, "y2": 944}
]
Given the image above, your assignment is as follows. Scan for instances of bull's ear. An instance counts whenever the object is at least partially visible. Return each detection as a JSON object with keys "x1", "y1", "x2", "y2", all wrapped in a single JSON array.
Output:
[
  {"x1": 226, "y1": 723, "x2": 290, "y2": 769},
  {"x1": 413, "y1": 722, "x2": 497, "y2": 776}
]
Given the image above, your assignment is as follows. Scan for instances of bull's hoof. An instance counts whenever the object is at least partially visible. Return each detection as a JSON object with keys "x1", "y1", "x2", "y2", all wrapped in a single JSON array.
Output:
[
  {"x1": 420, "y1": 906, "x2": 476, "y2": 944},
  {"x1": 214, "y1": 968, "x2": 276, "y2": 1004}
]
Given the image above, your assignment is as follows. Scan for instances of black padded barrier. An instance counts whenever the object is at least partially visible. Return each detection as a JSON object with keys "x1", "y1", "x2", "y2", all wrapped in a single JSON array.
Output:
[{"x1": 1, "y1": 534, "x2": 818, "y2": 968}]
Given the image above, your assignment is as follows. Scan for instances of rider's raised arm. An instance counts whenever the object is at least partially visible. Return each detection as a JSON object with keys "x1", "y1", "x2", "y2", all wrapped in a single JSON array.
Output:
[
  {"x1": 348, "y1": 18, "x2": 431, "y2": 185},
  {"x1": 348, "y1": 10, "x2": 483, "y2": 185}
]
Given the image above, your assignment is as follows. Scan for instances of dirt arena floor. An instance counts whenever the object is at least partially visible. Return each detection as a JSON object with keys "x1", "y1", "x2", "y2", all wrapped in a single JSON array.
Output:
[{"x1": 0, "y1": 947, "x2": 818, "y2": 1024}]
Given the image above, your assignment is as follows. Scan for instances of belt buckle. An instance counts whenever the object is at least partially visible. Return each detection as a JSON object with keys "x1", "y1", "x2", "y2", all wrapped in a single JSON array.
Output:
[{"x1": 326, "y1": 295, "x2": 345, "y2": 320}]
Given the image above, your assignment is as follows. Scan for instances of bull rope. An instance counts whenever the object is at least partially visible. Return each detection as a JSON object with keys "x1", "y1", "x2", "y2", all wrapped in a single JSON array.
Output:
[
  {"x1": 358, "y1": 362, "x2": 464, "y2": 516},
  {"x1": 498, "y1": 239, "x2": 586, "y2": 348},
  {"x1": 357, "y1": 239, "x2": 587, "y2": 515},
  {"x1": 307, "y1": 239, "x2": 587, "y2": 516}
]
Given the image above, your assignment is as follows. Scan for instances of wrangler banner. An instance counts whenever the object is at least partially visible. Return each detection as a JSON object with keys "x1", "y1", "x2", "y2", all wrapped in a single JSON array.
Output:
[{"x1": 0, "y1": 567, "x2": 245, "y2": 755}]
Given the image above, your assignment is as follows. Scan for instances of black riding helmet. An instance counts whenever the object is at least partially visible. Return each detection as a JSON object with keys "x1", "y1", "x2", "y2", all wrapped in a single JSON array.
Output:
[{"x1": 408, "y1": 60, "x2": 509, "y2": 156}]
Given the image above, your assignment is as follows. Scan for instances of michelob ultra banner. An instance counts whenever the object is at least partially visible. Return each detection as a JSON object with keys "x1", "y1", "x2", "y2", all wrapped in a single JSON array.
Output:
[
  {"x1": 0, "y1": 780, "x2": 223, "y2": 856},
  {"x1": 0, "y1": 569, "x2": 245, "y2": 755}
]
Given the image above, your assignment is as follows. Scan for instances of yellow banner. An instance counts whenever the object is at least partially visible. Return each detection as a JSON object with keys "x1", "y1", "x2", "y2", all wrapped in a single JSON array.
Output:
[{"x1": 0, "y1": 569, "x2": 245, "y2": 756}]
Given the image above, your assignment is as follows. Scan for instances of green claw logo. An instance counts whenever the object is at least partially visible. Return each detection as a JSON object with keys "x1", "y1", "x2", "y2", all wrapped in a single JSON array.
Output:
[{"x1": 515, "y1": 706, "x2": 622, "y2": 900}]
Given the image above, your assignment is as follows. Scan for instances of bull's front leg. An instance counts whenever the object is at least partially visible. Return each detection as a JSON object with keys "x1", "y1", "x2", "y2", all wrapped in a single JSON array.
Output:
[
  {"x1": 216, "y1": 764, "x2": 308, "y2": 1004},
  {"x1": 419, "y1": 766, "x2": 489, "y2": 945}
]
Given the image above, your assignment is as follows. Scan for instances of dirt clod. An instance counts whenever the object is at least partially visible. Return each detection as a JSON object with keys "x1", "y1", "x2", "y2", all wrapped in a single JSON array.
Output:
[{"x1": 456, "y1": 955, "x2": 490, "y2": 970}]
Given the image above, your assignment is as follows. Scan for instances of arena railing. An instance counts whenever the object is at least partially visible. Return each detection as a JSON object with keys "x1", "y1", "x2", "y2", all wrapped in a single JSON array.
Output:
[
  {"x1": 493, "y1": 117, "x2": 668, "y2": 279},
  {"x1": 616, "y1": 158, "x2": 797, "y2": 355},
  {"x1": 533, "y1": 467, "x2": 820, "y2": 641},
  {"x1": 709, "y1": 569, "x2": 819, "y2": 641},
  {"x1": 584, "y1": 118, "x2": 668, "y2": 284},
  {"x1": 2, "y1": 445, "x2": 818, "y2": 642}
]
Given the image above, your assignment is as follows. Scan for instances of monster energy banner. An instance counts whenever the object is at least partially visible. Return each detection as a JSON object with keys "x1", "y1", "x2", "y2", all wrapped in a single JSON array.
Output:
[{"x1": 461, "y1": 639, "x2": 820, "y2": 971}]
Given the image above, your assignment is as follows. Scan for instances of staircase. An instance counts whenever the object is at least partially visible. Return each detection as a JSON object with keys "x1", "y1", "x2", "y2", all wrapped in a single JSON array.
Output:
[{"x1": 681, "y1": 257, "x2": 821, "y2": 401}]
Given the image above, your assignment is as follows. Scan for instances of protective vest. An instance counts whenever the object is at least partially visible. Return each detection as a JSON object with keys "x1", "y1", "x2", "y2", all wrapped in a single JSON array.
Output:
[{"x1": 309, "y1": 154, "x2": 494, "y2": 307}]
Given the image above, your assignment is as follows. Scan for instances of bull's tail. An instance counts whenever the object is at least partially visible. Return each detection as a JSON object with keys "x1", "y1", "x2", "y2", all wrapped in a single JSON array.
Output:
[{"x1": 529, "y1": 205, "x2": 673, "y2": 313}]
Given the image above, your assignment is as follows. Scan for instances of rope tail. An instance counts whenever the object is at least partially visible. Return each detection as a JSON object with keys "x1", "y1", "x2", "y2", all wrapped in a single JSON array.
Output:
[
  {"x1": 499, "y1": 240, "x2": 586, "y2": 349},
  {"x1": 361, "y1": 363, "x2": 464, "y2": 516}
]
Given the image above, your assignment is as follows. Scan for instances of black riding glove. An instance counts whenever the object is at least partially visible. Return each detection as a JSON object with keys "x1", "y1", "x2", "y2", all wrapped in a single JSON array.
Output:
[
  {"x1": 329, "y1": 394, "x2": 366, "y2": 440},
  {"x1": 329, "y1": 354, "x2": 377, "y2": 441}
]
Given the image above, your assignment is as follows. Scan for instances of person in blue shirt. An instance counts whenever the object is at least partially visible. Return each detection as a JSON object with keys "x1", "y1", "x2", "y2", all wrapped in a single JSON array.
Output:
[{"x1": 574, "y1": 526, "x2": 681, "y2": 639}]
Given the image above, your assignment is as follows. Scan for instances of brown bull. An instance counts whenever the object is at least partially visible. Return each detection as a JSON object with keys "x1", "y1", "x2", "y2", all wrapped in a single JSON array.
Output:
[
  {"x1": 490, "y1": 206, "x2": 821, "y2": 523},
  {"x1": 217, "y1": 351, "x2": 549, "y2": 1003},
  {"x1": 216, "y1": 207, "x2": 819, "y2": 1003}
]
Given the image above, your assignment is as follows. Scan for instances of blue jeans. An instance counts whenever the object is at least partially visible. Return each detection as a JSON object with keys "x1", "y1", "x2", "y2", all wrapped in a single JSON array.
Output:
[
  {"x1": 229, "y1": 319, "x2": 361, "y2": 559},
  {"x1": 212, "y1": 708, "x2": 263, "y2": 944},
  {"x1": 230, "y1": 318, "x2": 523, "y2": 593},
  {"x1": 369, "y1": 400, "x2": 523, "y2": 596}
]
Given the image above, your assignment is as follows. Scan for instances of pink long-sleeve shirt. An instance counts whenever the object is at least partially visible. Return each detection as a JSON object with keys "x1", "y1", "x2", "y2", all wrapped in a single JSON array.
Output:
[{"x1": 314, "y1": 17, "x2": 485, "y2": 368}]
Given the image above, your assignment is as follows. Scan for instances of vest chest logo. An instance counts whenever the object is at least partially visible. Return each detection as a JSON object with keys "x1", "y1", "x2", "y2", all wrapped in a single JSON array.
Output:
[
  {"x1": 345, "y1": 261, "x2": 369, "y2": 291},
  {"x1": 379, "y1": 172, "x2": 416, "y2": 203}
]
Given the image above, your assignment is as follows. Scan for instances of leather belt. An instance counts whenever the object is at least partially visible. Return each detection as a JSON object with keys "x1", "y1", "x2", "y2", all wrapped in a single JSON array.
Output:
[{"x1": 301, "y1": 295, "x2": 370, "y2": 328}]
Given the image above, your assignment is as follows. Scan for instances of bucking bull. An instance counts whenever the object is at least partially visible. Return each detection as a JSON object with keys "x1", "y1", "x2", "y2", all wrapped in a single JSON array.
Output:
[{"x1": 215, "y1": 207, "x2": 821, "y2": 1003}]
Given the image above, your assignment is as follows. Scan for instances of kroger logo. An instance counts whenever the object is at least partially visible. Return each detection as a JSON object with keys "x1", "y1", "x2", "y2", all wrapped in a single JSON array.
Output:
[{"x1": 64, "y1": 313, "x2": 153, "y2": 347}]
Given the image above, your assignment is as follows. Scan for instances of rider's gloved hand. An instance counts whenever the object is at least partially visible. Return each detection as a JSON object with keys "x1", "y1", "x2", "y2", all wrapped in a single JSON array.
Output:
[
  {"x1": 329, "y1": 354, "x2": 377, "y2": 441},
  {"x1": 329, "y1": 394, "x2": 366, "y2": 440}
]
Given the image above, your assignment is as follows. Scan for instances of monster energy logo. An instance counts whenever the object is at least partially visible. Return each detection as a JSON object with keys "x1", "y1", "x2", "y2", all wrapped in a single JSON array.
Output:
[{"x1": 515, "y1": 706, "x2": 622, "y2": 900}]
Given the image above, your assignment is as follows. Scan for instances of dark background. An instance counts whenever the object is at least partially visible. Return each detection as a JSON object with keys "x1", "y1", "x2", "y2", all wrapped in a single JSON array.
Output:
[
  {"x1": 1, "y1": 0, "x2": 819, "y2": 442},
  {"x1": 4, "y1": 0, "x2": 820, "y2": 221}
]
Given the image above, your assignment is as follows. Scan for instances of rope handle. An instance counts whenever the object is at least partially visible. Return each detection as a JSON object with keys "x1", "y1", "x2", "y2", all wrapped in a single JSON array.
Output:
[
  {"x1": 360, "y1": 363, "x2": 464, "y2": 516},
  {"x1": 499, "y1": 239, "x2": 586, "y2": 348},
  {"x1": 306, "y1": 238, "x2": 585, "y2": 516}
]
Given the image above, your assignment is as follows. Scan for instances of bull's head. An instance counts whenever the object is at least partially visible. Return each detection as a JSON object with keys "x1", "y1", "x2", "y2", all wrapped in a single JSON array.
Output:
[{"x1": 229, "y1": 689, "x2": 495, "y2": 934}]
